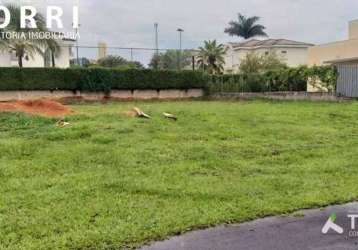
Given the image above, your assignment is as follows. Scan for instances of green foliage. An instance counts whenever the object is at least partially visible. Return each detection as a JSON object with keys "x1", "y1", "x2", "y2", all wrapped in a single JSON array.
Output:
[
  {"x1": 0, "y1": 68, "x2": 206, "y2": 91},
  {"x1": 197, "y1": 40, "x2": 226, "y2": 74},
  {"x1": 208, "y1": 65, "x2": 338, "y2": 93},
  {"x1": 97, "y1": 55, "x2": 144, "y2": 69},
  {"x1": 148, "y1": 50, "x2": 193, "y2": 70},
  {"x1": 0, "y1": 66, "x2": 337, "y2": 94},
  {"x1": 224, "y1": 13, "x2": 267, "y2": 39},
  {"x1": 70, "y1": 57, "x2": 91, "y2": 67},
  {"x1": 239, "y1": 52, "x2": 287, "y2": 74}
]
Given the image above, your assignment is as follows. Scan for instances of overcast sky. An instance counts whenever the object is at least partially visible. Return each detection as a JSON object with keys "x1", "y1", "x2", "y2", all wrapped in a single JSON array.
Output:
[{"x1": 3, "y1": 0, "x2": 358, "y2": 64}]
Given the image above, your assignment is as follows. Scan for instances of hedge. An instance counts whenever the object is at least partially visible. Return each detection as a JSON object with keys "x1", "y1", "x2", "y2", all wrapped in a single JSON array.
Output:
[
  {"x1": 0, "y1": 68, "x2": 207, "y2": 92},
  {"x1": 0, "y1": 66, "x2": 338, "y2": 93},
  {"x1": 208, "y1": 65, "x2": 338, "y2": 93}
]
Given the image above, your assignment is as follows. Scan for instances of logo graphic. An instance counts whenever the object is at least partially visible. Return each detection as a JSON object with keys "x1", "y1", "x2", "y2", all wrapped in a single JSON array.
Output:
[{"x1": 322, "y1": 213, "x2": 344, "y2": 234}]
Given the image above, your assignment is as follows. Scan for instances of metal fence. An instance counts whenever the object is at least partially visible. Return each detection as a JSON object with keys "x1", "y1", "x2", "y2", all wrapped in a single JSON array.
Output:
[
  {"x1": 336, "y1": 64, "x2": 358, "y2": 97},
  {"x1": 67, "y1": 45, "x2": 198, "y2": 70}
]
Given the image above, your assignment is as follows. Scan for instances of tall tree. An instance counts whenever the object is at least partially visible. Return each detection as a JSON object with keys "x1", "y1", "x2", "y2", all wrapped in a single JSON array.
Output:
[
  {"x1": 0, "y1": 4, "x2": 60, "y2": 68},
  {"x1": 197, "y1": 40, "x2": 226, "y2": 75},
  {"x1": 224, "y1": 13, "x2": 267, "y2": 39}
]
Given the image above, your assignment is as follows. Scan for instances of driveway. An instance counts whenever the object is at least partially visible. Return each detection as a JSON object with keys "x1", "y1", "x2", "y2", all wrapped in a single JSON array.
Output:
[{"x1": 140, "y1": 202, "x2": 358, "y2": 250}]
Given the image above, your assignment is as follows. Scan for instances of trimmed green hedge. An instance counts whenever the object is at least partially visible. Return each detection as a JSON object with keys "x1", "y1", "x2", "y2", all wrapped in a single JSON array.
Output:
[
  {"x1": 0, "y1": 68, "x2": 206, "y2": 92},
  {"x1": 0, "y1": 66, "x2": 338, "y2": 93}
]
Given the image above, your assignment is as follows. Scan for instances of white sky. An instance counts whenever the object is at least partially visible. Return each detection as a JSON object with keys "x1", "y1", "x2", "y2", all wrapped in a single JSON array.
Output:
[{"x1": 2, "y1": 0, "x2": 358, "y2": 64}]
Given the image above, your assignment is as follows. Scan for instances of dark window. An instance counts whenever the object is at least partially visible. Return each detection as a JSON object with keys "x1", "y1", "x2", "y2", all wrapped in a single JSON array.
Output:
[{"x1": 281, "y1": 51, "x2": 287, "y2": 54}]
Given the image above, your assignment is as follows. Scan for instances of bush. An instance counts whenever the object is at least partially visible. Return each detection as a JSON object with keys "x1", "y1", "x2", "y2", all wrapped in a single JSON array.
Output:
[
  {"x1": 0, "y1": 68, "x2": 207, "y2": 91},
  {"x1": 208, "y1": 65, "x2": 338, "y2": 93},
  {"x1": 0, "y1": 66, "x2": 338, "y2": 94}
]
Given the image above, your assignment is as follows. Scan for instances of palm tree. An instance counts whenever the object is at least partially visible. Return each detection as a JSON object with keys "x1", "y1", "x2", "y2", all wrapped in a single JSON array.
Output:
[
  {"x1": 197, "y1": 40, "x2": 226, "y2": 75},
  {"x1": 45, "y1": 39, "x2": 61, "y2": 67},
  {"x1": 0, "y1": 4, "x2": 60, "y2": 68},
  {"x1": 224, "y1": 13, "x2": 267, "y2": 39}
]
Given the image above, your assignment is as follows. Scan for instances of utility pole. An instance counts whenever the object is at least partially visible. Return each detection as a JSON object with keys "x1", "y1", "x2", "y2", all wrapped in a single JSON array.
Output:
[
  {"x1": 177, "y1": 28, "x2": 184, "y2": 70},
  {"x1": 177, "y1": 28, "x2": 184, "y2": 51},
  {"x1": 75, "y1": 25, "x2": 80, "y2": 66},
  {"x1": 154, "y1": 23, "x2": 159, "y2": 56}
]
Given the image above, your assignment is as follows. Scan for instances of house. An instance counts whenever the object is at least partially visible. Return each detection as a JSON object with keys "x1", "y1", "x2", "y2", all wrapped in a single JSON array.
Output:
[
  {"x1": 308, "y1": 20, "x2": 358, "y2": 66},
  {"x1": 308, "y1": 20, "x2": 358, "y2": 96},
  {"x1": 0, "y1": 37, "x2": 75, "y2": 68},
  {"x1": 224, "y1": 39, "x2": 314, "y2": 73}
]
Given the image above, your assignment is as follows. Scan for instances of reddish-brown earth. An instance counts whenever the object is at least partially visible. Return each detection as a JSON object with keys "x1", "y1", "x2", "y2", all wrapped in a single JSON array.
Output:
[{"x1": 0, "y1": 99, "x2": 72, "y2": 117}]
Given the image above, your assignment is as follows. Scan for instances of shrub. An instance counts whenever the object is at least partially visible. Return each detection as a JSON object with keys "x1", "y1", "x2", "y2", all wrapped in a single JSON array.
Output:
[
  {"x1": 0, "y1": 68, "x2": 206, "y2": 91},
  {"x1": 0, "y1": 66, "x2": 338, "y2": 94},
  {"x1": 208, "y1": 65, "x2": 338, "y2": 93},
  {"x1": 239, "y1": 52, "x2": 287, "y2": 74}
]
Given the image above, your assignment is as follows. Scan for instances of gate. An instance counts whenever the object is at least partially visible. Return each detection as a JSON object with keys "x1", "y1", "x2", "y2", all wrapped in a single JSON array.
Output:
[{"x1": 336, "y1": 64, "x2": 358, "y2": 97}]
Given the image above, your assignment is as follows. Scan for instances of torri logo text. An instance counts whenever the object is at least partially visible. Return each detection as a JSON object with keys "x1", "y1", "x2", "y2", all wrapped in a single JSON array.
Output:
[{"x1": 0, "y1": 5, "x2": 79, "y2": 29}]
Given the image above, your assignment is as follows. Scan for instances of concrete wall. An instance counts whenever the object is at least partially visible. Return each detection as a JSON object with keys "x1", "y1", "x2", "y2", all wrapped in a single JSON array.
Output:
[
  {"x1": 349, "y1": 20, "x2": 358, "y2": 40},
  {"x1": 224, "y1": 46, "x2": 310, "y2": 73},
  {"x1": 307, "y1": 39, "x2": 358, "y2": 66},
  {"x1": 212, "y1": 92, "x2": 346, "y2": 101},
  {"x1": 0, "y1": 89, "x2": 204, "y2": 102}
]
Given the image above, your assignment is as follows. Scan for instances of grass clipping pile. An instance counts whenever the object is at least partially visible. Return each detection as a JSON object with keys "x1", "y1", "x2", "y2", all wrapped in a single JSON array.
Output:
[{"x1": 0, "y1": 99, "x2": 72, "y2": 117}]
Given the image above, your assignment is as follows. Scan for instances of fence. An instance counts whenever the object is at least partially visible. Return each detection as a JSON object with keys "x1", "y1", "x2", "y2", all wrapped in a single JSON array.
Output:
[
  {"x1": 67, "y1": 45, "x2": 198, "y2": 70},
  {"x1": 336, "y1": 64, "x2": 358, "y2": 97},
  {"x1": 207, "y1": 72, "x2": 308, "y2": 94}
]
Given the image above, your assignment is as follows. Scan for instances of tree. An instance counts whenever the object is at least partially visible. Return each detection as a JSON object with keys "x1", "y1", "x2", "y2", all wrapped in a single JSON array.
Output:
[
  {"x1": 97, "y1": 55, "x2": 144, "y2": 69},
  {"x1": 148, "y1": 50, "x2": 192, "y2": 70},
  {"x1": 98, "y1": 55, "x2": 127, "y2": 68},
  {"x1": 70, "y1": 57, "x2": 91, "y2": 67},
  {"x1": 239, "y1": 52, "x2": 287, "y2": 74},
  {"x1": 197, "y1": 40, "x2": 226, "y2": 75},
  {"x1": 45, "y1": 39, "x2": 61, "y2": 67},
  {"x1": 0, "y1": 4, "x2": 60, "y2": 68},
  {"x1": 225, "y1": 13, "x2": 267, "y2": 39}
]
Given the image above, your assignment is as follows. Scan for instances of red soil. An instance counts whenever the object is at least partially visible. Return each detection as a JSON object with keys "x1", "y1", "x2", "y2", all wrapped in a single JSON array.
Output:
[{"x1": 0, "y1": 99, "x2": 72, "y2": 117}]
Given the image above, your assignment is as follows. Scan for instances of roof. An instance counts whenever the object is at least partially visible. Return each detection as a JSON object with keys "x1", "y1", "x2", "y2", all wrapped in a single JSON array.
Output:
[
  {"x1": 324, "y1": 57, "x2": 358, "y2": 64},
  {"x1": 228, "y1": 39, "x2": 314, "y2": 49}
]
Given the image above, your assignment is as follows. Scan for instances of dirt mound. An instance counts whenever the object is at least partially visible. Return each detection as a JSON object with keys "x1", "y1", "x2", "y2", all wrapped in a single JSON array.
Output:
[{"x1": 0, "y1": 99, "x2": 72, "y2": 117}]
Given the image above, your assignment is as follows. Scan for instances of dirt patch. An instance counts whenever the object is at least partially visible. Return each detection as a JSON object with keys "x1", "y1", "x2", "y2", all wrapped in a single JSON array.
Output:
[{"x1": 0, "y1": 99, "x2": 72, "y2": 117}]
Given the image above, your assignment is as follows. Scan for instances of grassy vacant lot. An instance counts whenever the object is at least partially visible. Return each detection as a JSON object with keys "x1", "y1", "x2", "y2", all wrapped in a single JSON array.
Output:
[{"x1": 1, "y1": 100, "x2": 358, "y2": 249}]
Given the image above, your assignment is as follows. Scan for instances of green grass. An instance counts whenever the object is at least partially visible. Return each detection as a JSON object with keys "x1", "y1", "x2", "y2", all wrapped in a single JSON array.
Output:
[{"x1": 1, "y1": 100, "x2": 358, "y2": 249}]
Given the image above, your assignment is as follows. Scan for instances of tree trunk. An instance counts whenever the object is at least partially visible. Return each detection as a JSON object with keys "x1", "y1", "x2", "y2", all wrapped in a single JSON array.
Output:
[
  {"x1": 51, "y1": 52, "x2": 56, "y2": 67},
  {"x1": 18, "y1": 56, "x2": 23, "y2": 68}
]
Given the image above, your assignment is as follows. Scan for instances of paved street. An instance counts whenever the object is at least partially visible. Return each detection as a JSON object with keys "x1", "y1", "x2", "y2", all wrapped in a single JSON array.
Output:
[{"x1": 141, "y1": 203, "x2": 358, "y2": 250}]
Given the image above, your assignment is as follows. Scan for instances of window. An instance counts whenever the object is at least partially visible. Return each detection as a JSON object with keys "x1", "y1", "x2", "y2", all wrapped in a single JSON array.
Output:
[{"x1": 281, "y1": 51, "x2": 287, "y2": 54}]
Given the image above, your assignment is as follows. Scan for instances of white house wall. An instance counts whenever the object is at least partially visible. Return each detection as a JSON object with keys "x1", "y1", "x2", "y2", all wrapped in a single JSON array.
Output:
[
  {"x1": 0, "y1": 52, "x2": 11, "y2": 67},
  {"x1": 224, "y1": 46, "x2": 309, "y2": 73},
  {"x1": 0, "y1": 39, "x2": 73, "y2": 68}
]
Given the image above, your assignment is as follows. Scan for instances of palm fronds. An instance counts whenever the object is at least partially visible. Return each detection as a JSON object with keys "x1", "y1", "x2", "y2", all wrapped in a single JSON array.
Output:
[{"x1": 225, "y1": 13, "x2": 268, "y2": 39}]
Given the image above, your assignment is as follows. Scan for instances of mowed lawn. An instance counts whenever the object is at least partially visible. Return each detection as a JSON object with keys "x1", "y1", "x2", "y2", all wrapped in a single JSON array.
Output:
[{"x1": 1, "y1": 100, "x2": 358, "y2": 249}]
